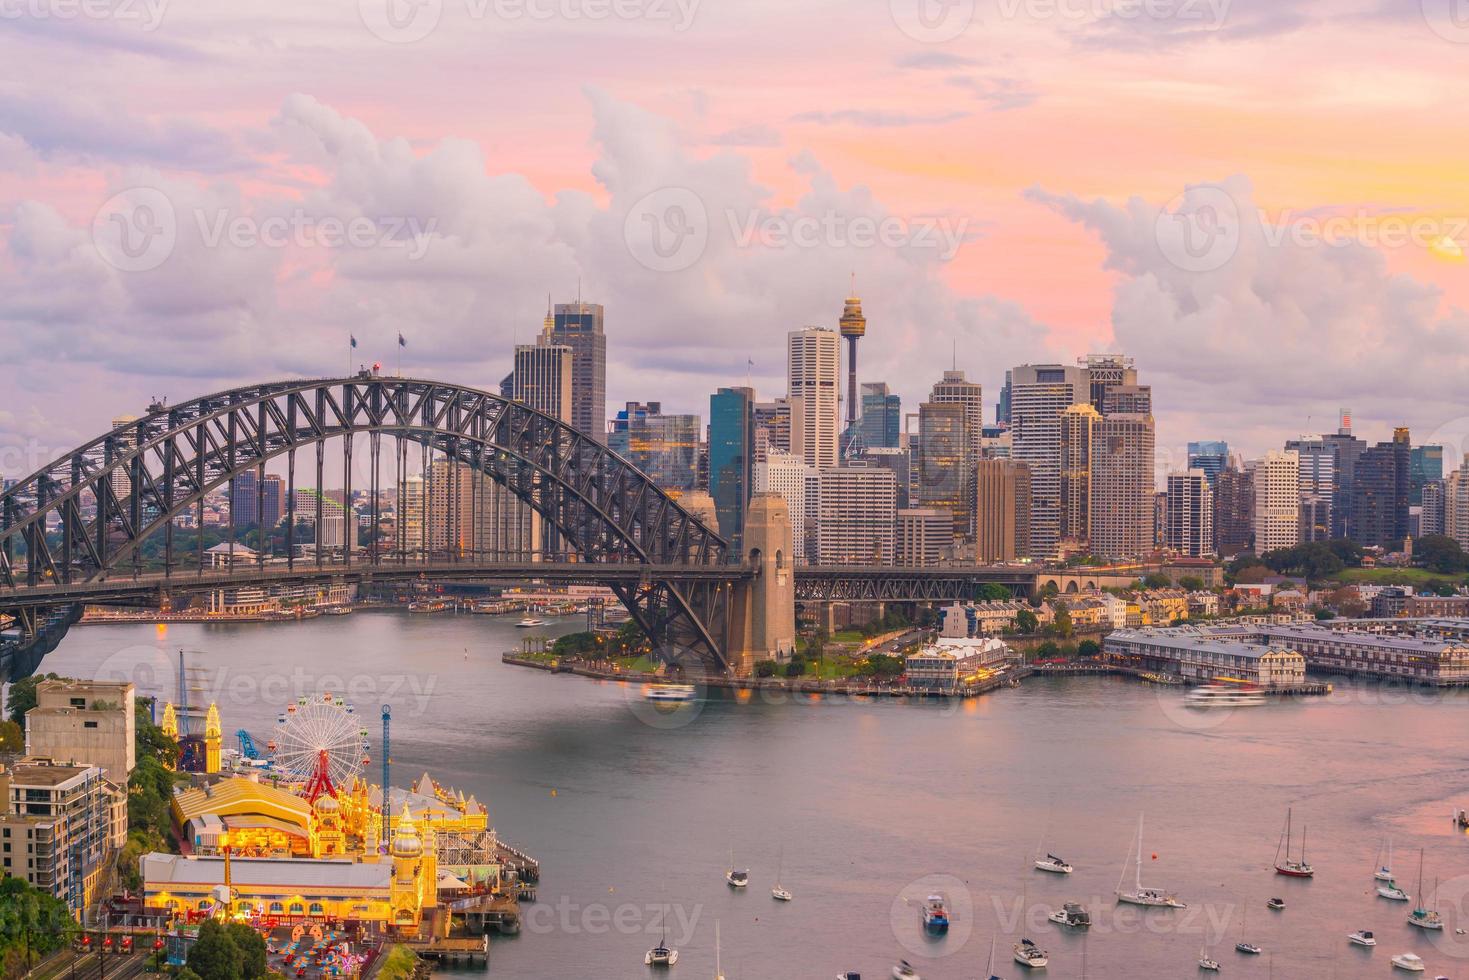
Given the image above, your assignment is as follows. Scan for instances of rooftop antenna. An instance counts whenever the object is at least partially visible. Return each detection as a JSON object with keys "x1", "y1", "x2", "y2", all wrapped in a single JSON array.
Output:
[{"x1": 952, "y1": 339, "x2": 957, "y2": 371}]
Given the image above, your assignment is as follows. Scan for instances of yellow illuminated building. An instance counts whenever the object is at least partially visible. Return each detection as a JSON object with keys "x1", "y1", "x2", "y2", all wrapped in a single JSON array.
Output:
[{"x1": 204, "y1": 703, "x2": 222, "y2": 774}]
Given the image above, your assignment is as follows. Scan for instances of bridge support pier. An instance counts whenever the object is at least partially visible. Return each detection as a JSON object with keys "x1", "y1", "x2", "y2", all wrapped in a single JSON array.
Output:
[{"x1": 726, "y1": 495, "x2": 796, "y2": 675}]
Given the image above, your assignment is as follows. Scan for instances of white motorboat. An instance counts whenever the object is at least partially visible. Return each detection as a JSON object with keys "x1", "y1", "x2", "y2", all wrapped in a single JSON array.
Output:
[
  {"x1": 1348, "y1": 930, "x2": 1376, "y2": 947},
  {"x1": 892, "y1": 961, "x2": 920, "y2": 980},
  {"x1": 1013, "y1": 938, "x2": 1048, "y2": 969},
  {"x1": 1406, "y1": 850, "x2": 1443, "y2": 930},
  {"x1": 1391, "y1": 953, "x2": 1426, "y2": 973},
  {"x1": 922, "y1": 894, "x2": 950, "y2": 932},
  {"x1": 1185, "y1": 683, "x2": 1266, "y2": 707},
  {"x1": 1265, "y1": 897, "x2": 1284, "y2": 911},
  {"x1": 515, "y1": 617, "x2": 546, "y2": 628},
  {"x1": 1047, "y1": 903, "x2": 1090, "y2": 928},
  {"x1": 1116, "y1": 814, "x2": 1186, "y2": 908},
  {"x1": 645, "y1": 684, "x2": 697, "y2": 703},
  {"x1": 1034, "y1": 853, "x2": 1073, "y2": 874}
]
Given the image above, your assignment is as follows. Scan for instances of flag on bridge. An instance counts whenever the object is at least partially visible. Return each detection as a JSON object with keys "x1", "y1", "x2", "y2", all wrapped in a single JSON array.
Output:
[
  {"x1": 398, "y1": 333, "x2": 406, "y2": 348},
  {"x1": 350, "y1": 335, "x2": 358, "y2": 349}
]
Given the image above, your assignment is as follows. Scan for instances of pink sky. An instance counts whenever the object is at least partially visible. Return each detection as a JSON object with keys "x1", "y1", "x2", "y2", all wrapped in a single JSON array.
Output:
[{"x1": 2, "y1": 0, "x2": 1469, "y2": 468}]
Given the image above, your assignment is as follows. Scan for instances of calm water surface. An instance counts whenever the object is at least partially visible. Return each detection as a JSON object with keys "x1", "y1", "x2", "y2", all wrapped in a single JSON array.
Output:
[{"x1": 36, "y1": 613, "x2": 1469, "y2": 979}]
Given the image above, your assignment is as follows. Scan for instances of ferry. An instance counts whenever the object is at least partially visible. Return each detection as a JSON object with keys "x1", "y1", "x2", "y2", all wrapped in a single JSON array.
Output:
[
  {"x1": 1185, "y1": 683, "x2": 1266, "y2": 707},
  {"x1": 644, "y1": 684, "x2": 697, "y2": 703},
  {"x1": 322, "y1": 605, "x2": 352, "y2": 616},
  {"x1": 515, "y1": 617, "x2": 547, "y2": 628},
  {"x1": 407, "y1": 600, "x2": 447, "y2": 614},
  {"x1": 921, "y1": 894, "x2": 949, "y2": 932}
]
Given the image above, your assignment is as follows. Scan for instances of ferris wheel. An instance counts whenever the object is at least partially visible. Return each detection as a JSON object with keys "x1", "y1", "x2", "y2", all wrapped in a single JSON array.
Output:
[{"x1": 268, "y1": 693, "x2": 371, "y2": 787}]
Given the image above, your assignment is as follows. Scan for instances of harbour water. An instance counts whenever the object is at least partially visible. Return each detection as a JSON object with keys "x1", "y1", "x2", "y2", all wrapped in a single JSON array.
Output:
[{"x1": 37, "y1": 613, "x2": 1469, "y2": 978}]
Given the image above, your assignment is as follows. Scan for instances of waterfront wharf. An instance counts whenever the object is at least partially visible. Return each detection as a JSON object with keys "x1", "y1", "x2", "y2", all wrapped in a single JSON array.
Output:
[{"x1": 403, "y1": 935, "x2": 489, "y2": 965}]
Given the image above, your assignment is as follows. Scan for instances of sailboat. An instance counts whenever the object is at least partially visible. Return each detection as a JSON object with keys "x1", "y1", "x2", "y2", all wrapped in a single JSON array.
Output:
[
  {"x1": 985, "y1": 936, "x2": 1004, "y2": 980},
  {"x1": 1273, "y1": 807, "x2": 1314, "y2": 877},
  {"x1": 1198, "y1": 943, "x2": 1221, "y2": 971},
  {"x1": 771, "y1": 845, "x2": 792, "y2": 901},
  {"x1": 1116, "y1": 814, "x2": 1186, "y2": 908},
  {"x1": 645, "y1": 910, "x2": 679, "y2": 966},
  {"x1": 1234, "y1": 904, "x2": 1261, "y2": 955},
  {"x1": 1033, "y1": 824, "x2": 1073, "y2": 874},
  {"x1": 1375, "y1": 838, "x2": 1397, "y2": 882},
  {"x1": 1406, "y1": 849, "x2": 1443, "y2": 930},
  {"x1": 725, "y1": 846, "x2": 749, "y2": 888}
]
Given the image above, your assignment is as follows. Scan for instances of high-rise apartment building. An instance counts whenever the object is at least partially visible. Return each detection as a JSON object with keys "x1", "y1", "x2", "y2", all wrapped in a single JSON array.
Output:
[
  {"x1": 929, "y1": 370, "x2": 984, "y2": 463},
  {"x1": 1090, "y1": 412, "x2": 1156, "y2": 561},
  {"x1": 1213, "y1": 461, "x2": 1254, "y2": 557},
  {"x1": 973, "y1": 459, "x2": 1031, "y2": 563},
  {"x1": 542, "y1": 300, "x2": 606, "y2": 442},
  {"x1": 863, "y1": 446, "x2": 911, "y2": 510},
  {"x1": 752, "y1": 398, "x2": 793, "y2": 463},
  {"x1": 896, "y1": 508, "x2": 954, "y2": 567},
  {"x1": 1, "y1": 759, "x2": 125, "y2": 913},
  {"x1": 753, "y1": 452, "x2": 813, "y2": 564},
  {"x1": 608, "y1": 402, "x2": 700, "y2": 493},
  {"x1": 812, "y1": 466, "x2": 896, "y2": 565},
  {"x1": 1187, "y1": 441, "x2": 1230, "y2": 486},
  {"x1": 858, "y1": 382, "x2": 902, "y2": 451},
  {"x1": 1286, "y1": 436, "x2": 1336, "y2": 543},
  {"x1": 1446, "y1": 457, "x2": 1469, "y2": 549},
  {"x1": 1320, "y1": 416, "x2": 1366, "y2": 539},
  {"x1": 1410, "y1": 445, "x2": 1445, "y2": 506},
  {"x1": 229, "y1": 471, "x2": 283, "y2": 530},
  {"x1": 1166, "y1": 470, "x2": 1214, "y2": 558},
  {"x1": 1352, "y1": 428, "x2": 1411, "y2": 548},
  {"x1": 513, "y1": 343, "x2": 573, "y2": 420},
  {"x1": 1008, "y1": 363, "x2": 1089, "y2": 558},
  {"x1": 787, "y1": 327, "x2": 841, "y2": 470},
  {"x1": 1422, "y1": 478, "x2": 1447, "y2": 537},
  {"x1": 1253, "y1": 450, "x2": 1301, "y2": 553},
  {"x1": 710, "y1": 387, "x2": 755, "y2": 551}
]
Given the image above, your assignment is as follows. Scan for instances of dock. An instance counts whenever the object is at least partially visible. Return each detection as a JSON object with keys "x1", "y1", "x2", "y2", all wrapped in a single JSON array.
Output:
[{"x1": 403, "y1": 935, "x2": 488, "y2": 966}]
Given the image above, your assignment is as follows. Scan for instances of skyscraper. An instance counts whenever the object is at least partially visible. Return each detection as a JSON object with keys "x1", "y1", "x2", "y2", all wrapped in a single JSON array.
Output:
[
  {"x1": 229, "y1": 471, "x2": 282, "y2": 530},
  {"x1": 1213, "y1": 461, "x2": 1254, "y2": 557},
  {"x1": 1285, "y1": 436, "x2": 1335, "y2": 543},
  {"x1": 1409, "y1": 445, "x2": 1445, "y2": 506},
  {"x1": 1320, "y1": 414, "x2": 1366, "y2": 540},
  {"x1": 752, "y1": 397, "x2": 793, "y2": 462},
  {"x1": 1187, "y1": 441, "x2": 1230, "y2": 486},
  {"x1": 1090, "y1": 412, "x2": 1155, "y2": 561},
  {"x1": 1253, "y1": 450, "x2": 1301, "y2": 553},
  {"x1": 753, "y1": 451, "x2": 813, "y2": 564},
  {"x1": 1058, "y1": 404, "x2": 1099, "y2": 553},
  {"x1": 973, "y1": 459, "x2": 1031, "y2": 563},
  {"x1": 1446, "y1": 457, "x2": 1469, "y2": 549},
  {"x1": 607, "y1": 402, "x2": 700, "y2": 493},
  {"x1": 929, "y1": 370, "x2": 984, "y2": 463},
  {"x1": 1009, "y1": 363, "x2": 1089, "y2": 558},
  {"x1": 787, "y1": 327, "x2": 841, "y2": 469},
  {"x1": 1079, "y1": 354, "x2": 1136, "y2": 411},
  {"x1": 858, "y1": 382, "x2": 901, "y2": 451},
  {"x1": 542, "y1": 300, "x2": 606, "y2": 442},
  {"x1": 709, "y1": 387, "x2": 755, "y2": 551},
  {"x1": 896, "y1": 508, "x2": 953, "y2": 567},
  {"x1": 812, "y1": 465, "x2": 897, "y2": 565},
  {"x1": 513, "y1": 343, "x2": 573, "y2": 420},
  {"x1": 1421, "y1": 479, "x2": 1446, "y2": 537},
  {"x1": 1166, "y1": 470, "x2": 1214, "y2": 558},
  {"x1": 1351, "y1": 428, "x2": 1410, "y2": 548},
  {"x1": 916, "y1": 400, "x2": 970, "y2": 539}
]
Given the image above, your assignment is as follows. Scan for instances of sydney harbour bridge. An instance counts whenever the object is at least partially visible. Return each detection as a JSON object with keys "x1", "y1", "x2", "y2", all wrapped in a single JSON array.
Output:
[{"x1": 0, "y1": 375, "x2": 1034, "y2": 681}]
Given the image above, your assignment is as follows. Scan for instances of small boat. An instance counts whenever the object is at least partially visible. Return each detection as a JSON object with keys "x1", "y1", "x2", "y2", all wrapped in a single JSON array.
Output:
[
  {"x1": 922, "y1": 894, "x2": 950, "y2": 932},
  {"x1": 1266, "y1": 897, "x2": 1285, "y2": 911},
  {"x1": 1406, "y1": 850, "x2": 1443, "y2": 930},
  {"x1": 1455, "y1": 808, "x2": 1469, "y2": 829},
  {"x1": 1235, "y1": 942, "x2": 1262, "y2": 956},
  {"x1": 1047, "y1": 903, "x2": 1090, "y2": 928},
  {"x1": 892, "y1": 961, "x2": 920, "y2": 980},
  {"x1": 1391, "y1": 953, "x2": 1426, "y2": 973},
  {"x1": 1348, "y1": 930, "x2": 1376, "y2": 947},
  {"x1": 1376, "y1": 838, "x2": 1398, "y2": 882},
  {"x1": 1379, "y1": 879, "x2": 1412, "y2": 902},
  {"x1": 323, "y1": 605, "x2": 352, "y2": 616},
  {"x1": 1034, "y1": 853, "x2": 1073, "y2": 875},
  {"x1": 1116, "y1": 814, "x2": 1186, "y2": 908},
  {"x1": 772, "y1": 846, "x2": 792, "y2": 901},
  {"x1": 515, "y1": 617, "x2": 546, "y2": 628},
  {"x1": 1198, "y1": 944, "x2": 1221, "y2": 972},
  {"x1": 645, "y1": 915, "x2": 679, "y2": 967},
  {"x1": 645, "y1": 684, "x2": 697, "y2": 703},
  {"x1": 1273, "y1": 807, "x2": 1313, "y2": 877},
  {"x1": 725, "y1": 867, "x2": 749, "y2": 889},
  {"x1": 1012, "y1": 938, "x2": 1048, "y2": 969}
]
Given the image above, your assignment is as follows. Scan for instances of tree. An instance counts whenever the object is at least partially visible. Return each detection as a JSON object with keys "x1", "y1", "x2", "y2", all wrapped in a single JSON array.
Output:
[
  {"x1": 866, "y1": 654, "x2": 905, "y2": 678},
  {"x1": 1143, "y1": 573, "x2": 1171, "y2": 590},
  {"x1": 1014, "y1": 609, "x2": 1039, "y2": 634},
  {"x1": 1315, "y1": 609, "x2": 1336, "y2": 620},
  {"x1": 0, "y1": 720, "x2": 22, "y2": 752},
  {"x1": 1052, "y1": 602, "x2": 1074, "y2": 639},
  {"x1": 754, "y1": 660, "x2": 777, "y2": 678},
  {"x1": 1078, "y1": 639, "x2": 1101, "y2": 658},
  {"x1": 187, "y1": 921, "x2": 243, "y2": 980},
  {"x1": 1179, "y1": 576, "x2": 1205, "y2": 591},
  {"x1": 4, "y1": 672, "x2": 64, "y2": 726},
  {"x1": 976, "y1": 583, "x2": 1012, "y2": 601},
  {"x1": 224, "y1": 923, "x2": 268, "y2": 980},
  {"x1": 1415, "y1": 535, "x2": 1469, "y2": 575},
  {"x1": 1036, "y1": 640, "x2": 1060, "y2": 658},
  {"x1": 783, "y1": 657, "x2": 806, "y2": 678}
]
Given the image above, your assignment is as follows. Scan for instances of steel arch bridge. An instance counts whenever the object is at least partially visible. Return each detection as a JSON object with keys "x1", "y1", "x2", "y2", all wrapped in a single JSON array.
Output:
[{"x1": 0, "y1": 375, "x2": 741, "y2": 680}]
